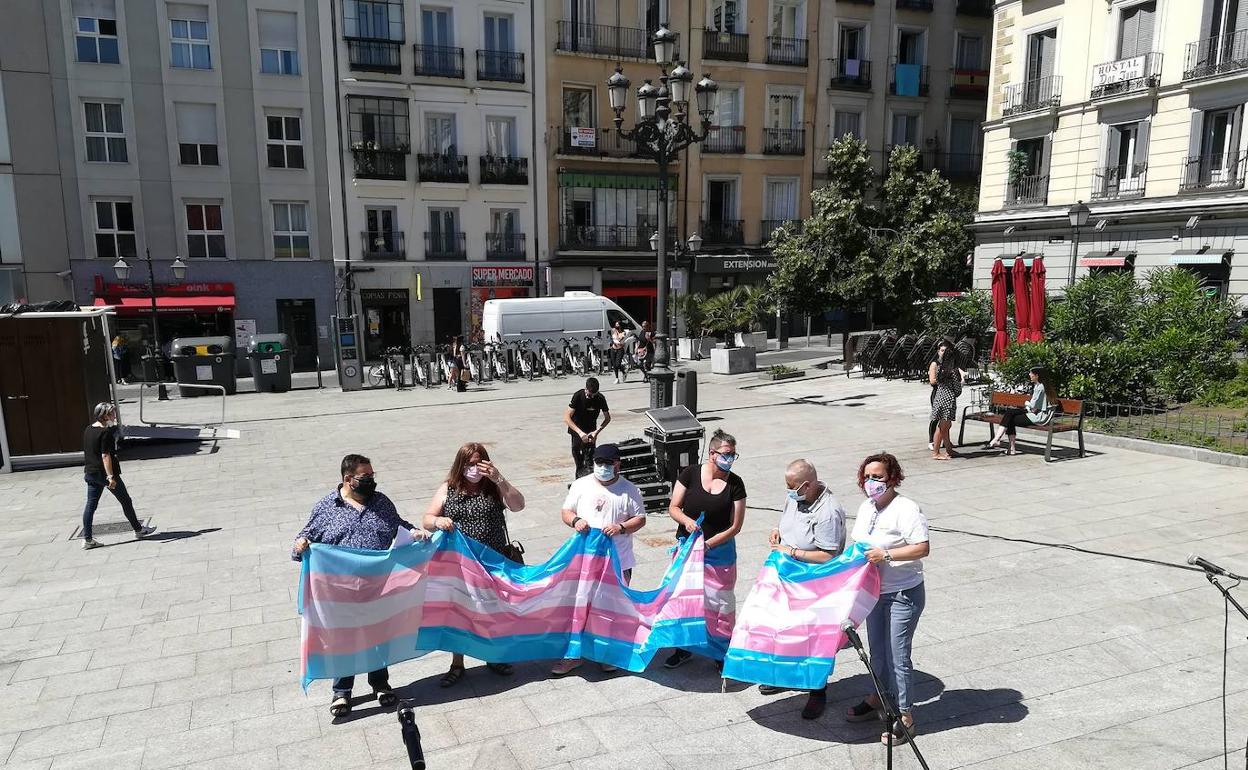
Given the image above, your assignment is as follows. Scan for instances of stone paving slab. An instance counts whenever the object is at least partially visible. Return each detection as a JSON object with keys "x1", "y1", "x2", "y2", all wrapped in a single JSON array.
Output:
[{"x1": 1, "y1": 366, "x2": 1246, "y2": 768}]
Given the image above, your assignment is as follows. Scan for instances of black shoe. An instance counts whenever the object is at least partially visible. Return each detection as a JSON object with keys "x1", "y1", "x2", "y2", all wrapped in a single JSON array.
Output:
[
  {"x1": 801, "y1": 690, "x2": 827, "y2": 720},
  {"x1": 758, "y1": 684, "x2": 785, "y2": 696},
  {"x1": 663, "y1": 650, "x2": 693, "y2": 669}
]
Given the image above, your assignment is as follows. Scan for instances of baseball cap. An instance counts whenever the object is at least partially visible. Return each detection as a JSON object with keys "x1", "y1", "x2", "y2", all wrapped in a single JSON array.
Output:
[{"x1": 593, "y1": 443, "x2": 621, "y2": 463}]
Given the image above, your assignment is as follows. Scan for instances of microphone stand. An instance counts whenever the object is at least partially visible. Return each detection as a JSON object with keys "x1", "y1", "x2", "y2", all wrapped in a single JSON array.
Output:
[
  {"x1": 1202, "y1": 573, "x2": 1248, "y2": 624},
  {"x1": 843, "y1": 630, "x2": 931, "y2": 770}
]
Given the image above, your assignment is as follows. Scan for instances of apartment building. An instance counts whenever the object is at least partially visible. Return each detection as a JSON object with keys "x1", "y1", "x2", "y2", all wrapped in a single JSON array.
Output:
[
  {"x1": 0, "y1": 0, "x2": 337, "y2": 370},
  {"x1": 973, "y1": 0, "x2": 1248, "y2": 300},
  {"x1": 324, "y1": 0, "x2": 537, "y2": 355},
  {"x1": 816, "y1": 0, "x2": 993, "y2": 184}
]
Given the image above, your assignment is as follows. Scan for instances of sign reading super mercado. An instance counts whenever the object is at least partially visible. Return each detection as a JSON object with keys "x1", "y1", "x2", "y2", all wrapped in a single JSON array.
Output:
[
  {"x1": 694, "y1": 255, "x2": 778, "y2": 274},
  {"x1": 1092, "y1": 55, "x2": 1147, "y2": 86},
  {"x1": 472, "y1": 266, "x2": 534, "y2": 287}
]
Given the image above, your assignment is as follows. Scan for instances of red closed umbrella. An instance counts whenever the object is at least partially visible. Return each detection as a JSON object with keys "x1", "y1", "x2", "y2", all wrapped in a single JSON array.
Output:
[
  {"x1": 1012, "y1": 256, "x2": 1031, "y2": 343},
  {"x1": 1029, "y1": 258, "x2": 1046, "y2": 342},
  {"x1": 990, "y1": 259, "x2": 1009, "y2": 361}
]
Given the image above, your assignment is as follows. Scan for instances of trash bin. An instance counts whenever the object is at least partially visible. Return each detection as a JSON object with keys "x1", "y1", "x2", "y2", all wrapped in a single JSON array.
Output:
[
  {"x1": 674, "y1": 369, "x2": 698, "y2": 415},
  {"x1": 247, "y1": 333, "x2": 292, "y2": 393},
  {"x1": 170, "y1": 336, "x2": 237, "y2": 397}
]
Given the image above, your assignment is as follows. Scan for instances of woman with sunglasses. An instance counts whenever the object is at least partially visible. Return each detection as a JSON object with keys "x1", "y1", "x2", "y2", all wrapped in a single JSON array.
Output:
[
  {"x1": 664, "y1": 428, "x2": 747, "y2": 669},
  {"x1": 845, "y1": 452, "x2": 930, "y2": 745}
]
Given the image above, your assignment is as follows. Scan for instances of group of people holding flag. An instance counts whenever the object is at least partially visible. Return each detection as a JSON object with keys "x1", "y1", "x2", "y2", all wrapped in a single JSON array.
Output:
[{"x1": 293, "y1": 430, "x2": 930, "y2": 747}]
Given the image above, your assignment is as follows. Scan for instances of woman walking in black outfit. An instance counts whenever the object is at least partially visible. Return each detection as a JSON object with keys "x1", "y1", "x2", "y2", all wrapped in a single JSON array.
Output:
[{"x1": 81, "y1": 403, "x2": 156, "y2": 549}]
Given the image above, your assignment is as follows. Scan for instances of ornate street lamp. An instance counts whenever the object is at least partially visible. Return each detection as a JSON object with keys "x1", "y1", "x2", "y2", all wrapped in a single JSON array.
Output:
[
  {"x1": 112, "y1": 250, "x2": 188, "y2": 400},
  {"x1": 608, "y1": 25, "x2": 718, "y2": 408},
  {"x1": 1067, "y1": 200, "x2": 1090, "y2": 285}
]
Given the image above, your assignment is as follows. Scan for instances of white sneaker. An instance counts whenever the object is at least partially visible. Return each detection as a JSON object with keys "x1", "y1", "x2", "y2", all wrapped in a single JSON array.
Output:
[
  {"x1": 927, "y1": 442, "x2": 934, "y2": 450},
  {"x1": 82, "y1": 538, "x2": 102, "y2": 550},
  {"x1": 135, "y1": 525, "x2": 156, "y2": 538}
]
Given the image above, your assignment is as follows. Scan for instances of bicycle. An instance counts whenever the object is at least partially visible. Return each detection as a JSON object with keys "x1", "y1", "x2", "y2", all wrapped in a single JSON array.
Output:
[
  {"x1": 515, "y1": 340, "x2": 536, "y2": 380},
  {"x1": 464, "y1": 344, "x2": 486, "y2": 385},
  {"x1": 409, "y1": 346, "x2": 427, "y2": 388},
  {"x1": 539, "y1": 339, "x2": 563, "y2": 378},
  {"x1": 583, "y1": 336, "x2": 605, "y2": 374},
  {"x1": 562, "y1": 337, "x2": 585, "y2": 376},
  {"x1": 366, "y1": 347, "x2": 406, "y2": 389},
  {"x1": 486, "y1": 338, "x2": 510, "y2": 382}
]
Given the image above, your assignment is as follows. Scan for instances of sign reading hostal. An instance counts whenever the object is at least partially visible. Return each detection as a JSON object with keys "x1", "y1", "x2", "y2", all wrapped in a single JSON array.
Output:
[
  {"x1": 694, "y1": 255, "x2": 778, "y2": 274},
  {"x1": 1092, "y1": 55, "x2": 1147, "y2": 87},
  {"x1": 472, "y1": 266, "x2": 534, "y2": 287}
]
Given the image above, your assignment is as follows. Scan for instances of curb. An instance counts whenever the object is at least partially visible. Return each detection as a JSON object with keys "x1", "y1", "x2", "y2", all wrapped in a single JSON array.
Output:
[{"x1": 1049, "y1": 431, "x2": 1248, "y2": 469}]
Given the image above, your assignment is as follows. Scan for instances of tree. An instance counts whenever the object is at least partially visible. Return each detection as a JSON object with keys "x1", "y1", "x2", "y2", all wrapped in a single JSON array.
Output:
[{"x1": 766, "y1": 137, "x2": 975, "y2": 334}]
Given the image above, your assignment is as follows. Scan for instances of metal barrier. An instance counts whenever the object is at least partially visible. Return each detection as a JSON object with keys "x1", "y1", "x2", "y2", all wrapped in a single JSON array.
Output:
[{"x1": 138, "y1": 382, "x2": 226, "y2": 427}]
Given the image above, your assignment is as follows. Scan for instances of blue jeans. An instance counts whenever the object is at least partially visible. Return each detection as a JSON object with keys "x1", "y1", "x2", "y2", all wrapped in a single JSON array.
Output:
[
  {"x1": 332, "y1": 668, "x2": 390, "y2": 697},
  {"x1": 82, "y1": 472, "x2": 142, "y2": 540},
  {"x1": 865, "y1": 581, "x2": 925, "y2": 715}
]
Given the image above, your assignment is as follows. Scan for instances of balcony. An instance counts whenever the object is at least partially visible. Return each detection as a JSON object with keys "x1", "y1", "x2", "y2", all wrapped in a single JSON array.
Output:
[
  {"x1": 480, "y1": 156, "x2": 528, "y2": 185},
  {"x1": 1091, "y1": 51, "x2": 1162, "y2": 100},
  {"x1": 1184, "y1": 30, "x2": 1248, "y2": 81},
  {"x1": 703, "y1": 126, "x2": 745, "y2": 154},
  {"x1": 950, "y1": 67, "x2": 989, "y2": 99},
  {"x1": 417, "y1": 153, "x2": 468, "y2": 183},
  {"x1": 413, "y1": 45, "x2": 464, "y2": 78},
  {"x1": 890, "y1": 60, "x2": 930, "y2": 96},
  {"x1": 766, "y1": 37, "x2": 808, "y2": 66},
  {"x1": 558, "y1": 224, "x2": 675, "y2": 251},
  {"x1": 351, "y1": 147, "x2": 407, "y2": 180},
  {"x1": 1179, "y1": 153, "x2": 1247, "y2": 192},
  {"x1": 830, "y1": 57, "x2": 871, "y2": 90},
  {"x1": 1005, "y1": 174, "x2": 1049, "y2": 207},
  {"x1": 763, "y1": 128, "x2": 805, "y2": 156},
  {"x1": 956, "y1": 0, "x2": 992, "y2": 15},
  {"x1": 425, "y1": 231, "x2": 466, "y2": 260},
  {"x1": 486, "y1": 232, "x2": 526, "y2": 260},
  {"x1": 558, "y1": 126, "x2": 641, "y2": 158},
  {"x1": 1002, "y1": 76, "x2": 1062, "y2": 117},
  {"x1": 701, "y1": 219, "x2": 744, "y2": 245},
  {"x1": 760, "y1": 219, "x2": 803, "y2": 238},
  {"x1": 935, "y1": 152, "x2": 983, "y2": 182},
  {"x1": 896, "y1": 0, "x2": 933, "y2": 10},
  {"x1": 1092, "y1": 164, "x2": 1148, "y2": 200},
  {"x1": 345, "y1": 37, "x2": 402, "y2": 73},
  {"x1": 556, "y1": 22, "x2": 675, "y2": 60},
  {"x1": 361, "y1": 230, "x2": 405, "y2": 261},
  {"x1": 477, "y1": 50, "x2": 524, "y2": 82},
  {"x1": 703, "y1": 29, "x2": 749, "y2": 62}
]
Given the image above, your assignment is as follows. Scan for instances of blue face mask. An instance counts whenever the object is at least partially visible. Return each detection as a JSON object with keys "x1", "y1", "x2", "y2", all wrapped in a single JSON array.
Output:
[
  {"x1": 786, "y1": 489, "x2": 801, "y2": 502},
  {"x1": 593, "y1": 463, "x2": 616, "y2": 482},
  {"x1": 714, "y1": 453, "x2": 735, "y2": 472}
]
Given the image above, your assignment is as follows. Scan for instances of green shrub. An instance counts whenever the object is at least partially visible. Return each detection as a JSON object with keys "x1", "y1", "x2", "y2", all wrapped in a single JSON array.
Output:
[
  {"x1": 1145, "y1": 327, "x2": 1237, "y2": 403},
  {"x1": 918, "y1": 291, "x2": 993, "y2": 341},
  {"x1": 1194, "y1": 361, "x2": 1248, "y2": 408},
  {"x1": 995, "y1": 340, "x2": 1150, "y2": 403},
  {"x1": 1046, "y1": 272, "x2": 1140, "y2": 344}
]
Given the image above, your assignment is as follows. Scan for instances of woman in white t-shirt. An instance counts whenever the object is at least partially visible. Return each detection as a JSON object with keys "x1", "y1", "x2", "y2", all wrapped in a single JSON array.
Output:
[{"x1": 845, "y1": 452, "x2": 930, "y2": 745}]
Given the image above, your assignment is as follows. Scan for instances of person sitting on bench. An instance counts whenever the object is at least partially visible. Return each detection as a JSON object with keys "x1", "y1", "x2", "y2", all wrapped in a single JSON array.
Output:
[{"x1": 985, "y1": 367, "x2": 1056, "y2": 455}]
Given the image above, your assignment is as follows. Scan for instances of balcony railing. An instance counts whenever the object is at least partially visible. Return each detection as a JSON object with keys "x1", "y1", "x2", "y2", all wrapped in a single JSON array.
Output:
[
  {"x1": 352, "y1": 147, "x2": 407, "y2": 180},
  {"x1": 1091, "y1": 51, "x2": 1162, "y2": 100},
  {"x1": 345, "y1": 37, "x2": 402, "y2": 73},
  {"x1": 413, "y1": 45, "x2": 464, "y2": 78},
  {"x1": 558, "y1": 126, "x2": 641, "y2": 158},
  {"x1": 936, "y1": 152, "x2": 983, "y2": 181},
  {"x1": 703, "y1": 126, "x2": 745, "y2": 154},
  {"x1": 701, "y1": 219, "x2": 744, "y2": 245},
  {"x1": 950, "y1": 67, "x2": 990, "y2": 98},
  {"x1": 703, "y1": 29, "x2": 749, "y2": 61},
  {"x1": 956, "y1": 0, "x2": 992, "y2": 15},
  {"x1": 479, "y1": 156, "x2": 528, "y2": 185},
  {"x1": 896, "y1": 0, "x2": 933, "y2": 10},
  {"x1": 486, "y1": 232, "x2": 526, "y2": 260},
  {"x1": 830, "y1": 57, "x2": 871, "y2": 90},
  {"x1": 417, "y1": 153, "x2": 468, "y2": 183},
  {"x1": 760, "y1": 219, "x2": 803, "y2": 238},
  {"x1": 555, "y1": 22, "x2": 675, "y2": 60},
  {"x1": 1184, "y1": 29, "x2": 1248, "y2": 81},
  {"x1": 1002, "y1": 75, "x2": 1062, "y2": 117},
  {"x1": 890, "y1": 59, "x2": 930, "y2": 96},
  {"x1": 1005, "y1": 174, "x2": 1050, "y2": 207},
  {"x1": 558, "y1": 224, "x2": 675, "y2": 251},
  {"x1": 1092, "y1": 163, "x2": 1148, "y2": 199},
  {"x1": 763, "y1": 128, "x2": 805, "y2": 155},
  {"x1": 1180, "y1": 153, "x2": 1247, "y2": 192},
  {"x1": 425, "y1": 231, "x2": 466, "y2": 259},
  {"x1": 766, "y1": 36, "x2": 808, "y2": 66},
  {"x1": 361, "y1": 230, "x2": 405, "y2": 260},
  {"x1": 477, "y1": 50, "x2": 525, "y2": 82}
]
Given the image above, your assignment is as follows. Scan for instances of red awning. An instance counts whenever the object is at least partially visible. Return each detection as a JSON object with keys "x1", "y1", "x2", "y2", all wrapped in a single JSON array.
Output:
[{"x1": 94, "y1": 295, "x2": 235, "y2": 315}]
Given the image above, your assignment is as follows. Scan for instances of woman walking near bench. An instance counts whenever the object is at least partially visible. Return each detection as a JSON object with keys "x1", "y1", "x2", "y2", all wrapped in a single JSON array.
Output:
[
  {"x1": 927, "y1": 339, "x2": 963, "y2": 461},
  {"x1": 986, "y1": 367, "x2": 1056, "y2": 455}
]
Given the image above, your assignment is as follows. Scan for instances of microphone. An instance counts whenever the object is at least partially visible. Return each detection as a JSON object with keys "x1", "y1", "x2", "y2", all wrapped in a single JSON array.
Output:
[
  {"x1": 398, "y1": 707, "x2": 425, "y2": 769},
  {"x1": 841, "y1": 620, "x2": 865, "y2": 652},
  {"x1": 1187, "y1": 554, "x2": 1245, "y2": 581}
]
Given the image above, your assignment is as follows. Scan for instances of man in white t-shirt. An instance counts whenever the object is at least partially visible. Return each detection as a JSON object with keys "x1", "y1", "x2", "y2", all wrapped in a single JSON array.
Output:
[{"x1": 552, "y1": 443, "x2": 647, "y2": 677}]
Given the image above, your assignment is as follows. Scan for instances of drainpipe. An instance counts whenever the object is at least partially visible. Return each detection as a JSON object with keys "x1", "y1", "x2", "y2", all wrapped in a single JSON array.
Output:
[
  {"x1": 329, "y1": 0, "x2": 353, "y2": 319},
  {"x1": 530, "y1": 0, "x2": 543, "y2": 296}
]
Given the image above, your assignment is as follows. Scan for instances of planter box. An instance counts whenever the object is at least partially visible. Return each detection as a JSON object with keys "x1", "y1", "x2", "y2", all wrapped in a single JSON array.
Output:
[
  {"x1": 766, "y1": 369, "x2": 805, "y2": 381},
  {"x1": 677, "y1": 337, "x2": 715, "y2": 360},
  {"x1": 711, "y1": 345, "x2": 757, "y2": 375},
  {"x1": 734, "y1": 331, "x2": 768, "y2": 349}
]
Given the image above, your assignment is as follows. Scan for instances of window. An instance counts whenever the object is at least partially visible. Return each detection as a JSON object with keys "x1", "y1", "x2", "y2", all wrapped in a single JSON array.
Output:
[
  {"x1": 174, "y1": 103, "x2": 218, "y2": 165},
  {"x1": 428, "y1": 207, "x2": 462, "y2": 256},
  {"x1": 764, "y1": 178, "x2": 798, "y2": 221},
  {"x1": 1025, "y1": 28, "x2": 1057, "y2": 83},
  {"x1": 272, "y1": 202, "x2": 310, "y2": 258},
  {"x1": 343, "y1": 0, "x2": 404, "y2": 40},
  {"x1": 710, "y1": 0, "x2": 740, "y2": 33},
  {"x1": 169, "y1": 4, "x2": 211, "y2": 69},
  {"x1": 890, "y1": 113, "x2": 919, "y2": 146},
  {"x1": 424, "y1": 114, "x2": 456, "y2": 154},
  {"x1": 75, "y1": 0, "x2": 120, "y2": 64},
  {"x1": 485, "y1": 117, "x2": 517, "y2": 157},
  {"x1": 897, "y1": 28, "x2": 925, "y2": 65},
  {"x1": 706, "y1": 179, "x2": 738, "y2": 221},
  {"x1": 93, "y1": 200, "x2": 136, "y2": 258},
  {"x1": 767, "y1": 91, "x2": 800, "y2": 129},
  {"x1": 347, "y1": 96, "x2": 410, "y2": 149},
  {"x1": 562, "y1": 87, "x2": 594, "y2": 127},
  {"x1": 266, "y1": 113, "x2": 304, "y2": 168},
  {"x1": 186, "y1": 202, "x2": 226, "y2": 257},
  {"x1": 84, "y1": 102, "x2": 127, "y2": 162},
  {"x1": 714, "y1": 86, "x2": 742, "y2": 127},
  {"x1": 833, "y1": 109, "x2": 862, "y2": 139},
  {"x1": 839, "y1": 25, "x2": 865, "y2": 59},
  {"x1": 1104, "y1": 120, "x2": 1148, "y2": 193},
  {"x1": 956, "y1": 34, "x2": 983, "y2": 69},
  {"x1": 491, "y1": 208, "x2": 518, "y2": 234},
  {"x1": 1117, "y1": 1, "x2": 1156, "y2": 58},
  {"x1": 258, "y1": 10, "x2": 299, "y2": 74}
]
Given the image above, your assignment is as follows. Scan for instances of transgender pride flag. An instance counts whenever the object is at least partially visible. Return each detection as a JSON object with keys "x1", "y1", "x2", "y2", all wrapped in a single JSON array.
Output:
[
  {"x1": 722, "y1": 543, "x2": 880, "y2": 691},
  {"x1": 298, "y1": 528, "x2": 708, "y2": 689}
]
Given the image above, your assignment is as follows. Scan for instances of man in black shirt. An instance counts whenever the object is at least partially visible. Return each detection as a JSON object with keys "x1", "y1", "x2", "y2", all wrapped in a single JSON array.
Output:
[
  {"x1": 563, "y1": 377, "x2": 611, "y2": 478},
  {"x1": 81, "y1": 402, "x2": 156, "y2": 549}
]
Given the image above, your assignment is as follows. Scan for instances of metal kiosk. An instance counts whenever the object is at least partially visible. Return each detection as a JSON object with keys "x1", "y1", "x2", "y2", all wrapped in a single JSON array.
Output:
[
  {"x1": 170, "y1": 336, "x2": 237, "y2": 397},
  {"x1": 247, "y1": 333, "x2": 292, "y2": 393},
  {"x1": 331, "y1": 315, "x2": 364, "y2": 392},
  {"x1": 643, "y1": 406, "x2": 705, "y2": 484}
]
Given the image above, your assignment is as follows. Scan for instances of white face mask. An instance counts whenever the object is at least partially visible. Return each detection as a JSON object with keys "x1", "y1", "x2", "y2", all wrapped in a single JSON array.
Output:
[
  {"x1": 593, "y1": 463, "x2": 616, "y2": 482},
  {"x1": 463, "y1": 466, "x2": 482, "y2": 483}
]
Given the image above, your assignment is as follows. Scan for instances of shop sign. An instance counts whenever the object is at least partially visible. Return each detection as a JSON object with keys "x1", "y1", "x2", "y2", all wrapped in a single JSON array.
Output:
[
  {"x1": 472, "y1": 266, "x2": 534, "y2": 287},
  {"x1": 694, "y1": 255, "x2": 778, "y2": 274},
  {"x1": 360, "y1": 288, "x2": 409, "y2": 303},
  {"x1": 100, "y1": 280, "x2": 236, "y2": 296},
  {"x1": 569, "y1": 127, "x2": 597, "y2": 148}
]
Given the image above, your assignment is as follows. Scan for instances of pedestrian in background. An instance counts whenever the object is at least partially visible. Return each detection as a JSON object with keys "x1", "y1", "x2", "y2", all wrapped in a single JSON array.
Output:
[
  {"x1": 928, "y1": 338, "x2": 963, "y2": 461},
  {"x1": 636, "y1": 321, "x2": 655, "y2": 381},
  {"x1": 564, "y1": 377, "x2": 610, "y2": 478},
  {"x1": 984, "y1": 366, "x2": 1057, "y2": 456},
  {"x1": 111, "y1": 336, "x2": 130, "y2": 384},
  {"x1": 610, "y1": 320, "x2": 628, "y2": 383},
  {"x1": 80, "y1": 402, "x2": 156, "y2": 550},
  {"x1": 447, "y1": 335, "x2": 467, "y2": 393}
]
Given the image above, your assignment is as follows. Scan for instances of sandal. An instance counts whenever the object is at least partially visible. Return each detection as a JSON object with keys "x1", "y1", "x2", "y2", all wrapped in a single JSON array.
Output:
[
  {"x1": 845, "y1": 700, "x2": 879, "y2": 723},
  {"x1": 374, "y1": 687, "x2": 398, "y2": 708},
  {"x1": 329, "y1": 695, "x2": 351, "y2": 717},
  {"x1": 882, "y1": 719, "x2": 913, "y2": 745},
  {"x1": 439, "y1": 665, "x2": 466, "y2": 688},
  {"x1": 486, "y1": 662, "x2": 514, "y2": 676}
]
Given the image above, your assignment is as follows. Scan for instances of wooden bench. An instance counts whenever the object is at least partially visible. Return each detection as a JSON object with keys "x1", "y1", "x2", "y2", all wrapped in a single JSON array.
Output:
[{"x1": 957, "y1": 391, "x2": 1086, "y2": 462}]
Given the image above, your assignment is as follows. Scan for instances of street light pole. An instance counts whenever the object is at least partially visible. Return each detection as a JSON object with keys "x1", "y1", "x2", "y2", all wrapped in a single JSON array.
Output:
[
  {"x1": 1067, "y1": 200, "x2": 1090, "y2": 286},
  {"x1": 113, "y1": 250, "x2": 187, "y2": 401}
]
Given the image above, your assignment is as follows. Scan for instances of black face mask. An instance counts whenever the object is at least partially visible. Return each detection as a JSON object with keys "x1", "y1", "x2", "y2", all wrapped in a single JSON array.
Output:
[{"x1": 351, "y1": 476, "x2": 377, "y2": 498}]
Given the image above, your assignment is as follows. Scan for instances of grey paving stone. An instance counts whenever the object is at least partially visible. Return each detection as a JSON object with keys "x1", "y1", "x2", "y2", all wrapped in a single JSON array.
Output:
[
  {"x1": 188, "y1": 686, "x2": 274, "y2": 728},
  {"x1": 48, "y1": 744, "x2": 146, "y2": 769},
  {"x1": 12, "y1": 651, "x2": 93, "y2": 682},
  {"x1": 100, "y1": 702, "x2": 191, "y2": 747},
  {"x1": 8, "y1": 718, "x2": 106, "y2": 763},
  {"x1": 231, "y1": 706, "x2": 322, "y2": 753},
  {"x1": 67, "y1": 684, "x2": 154, "y2": 722},
  {"x1": 37, "y1": 666, "x2": 123, "y2": 701},
  {"x1": 276, "y1": 731, "x2": 372, "y2": 770},
  {"x1": 139, "y1": 723, "x2": 233, "y2": 770},
  {"x1": 504, "y1": 718, "x2": 605, "y2": 770}
]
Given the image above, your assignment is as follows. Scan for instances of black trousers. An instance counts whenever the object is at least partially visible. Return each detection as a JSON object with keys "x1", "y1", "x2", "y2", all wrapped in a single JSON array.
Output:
[
  {"x1": 571, "y1": 434, "x2": 595, "y2": 478},
  {"x1": 610, "y1": 347, "x2": 625, "y2": 377},
  {"x1": 927, "y1": 385, "x2": 938, "y2": 441},
  {"x1": 332, "y1": 668, "x2": 390, "y2": 696},
  {"x1": 999, "y1": 407, "x2": 1032, "y2": 436}
]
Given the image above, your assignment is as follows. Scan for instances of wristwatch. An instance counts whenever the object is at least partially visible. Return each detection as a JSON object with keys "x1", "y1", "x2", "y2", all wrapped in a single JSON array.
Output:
[{"x1": 883, "y1": 550, "x2": 894, "y2": 562}]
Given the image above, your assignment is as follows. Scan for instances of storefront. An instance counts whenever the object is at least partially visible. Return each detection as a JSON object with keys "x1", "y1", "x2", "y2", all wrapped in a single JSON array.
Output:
[
  {"x1": 91, "y1": 277, "x2": 235, "y2": 369},
  {"x1": 359, "y1": 288, "x2": 410, "y2": 361},
  {"x1": 691, "y1": 254, "x2": 777, "y2": 293},
  {"x1": 468, "y1": 265, "x2": 534, "y2": 340}
]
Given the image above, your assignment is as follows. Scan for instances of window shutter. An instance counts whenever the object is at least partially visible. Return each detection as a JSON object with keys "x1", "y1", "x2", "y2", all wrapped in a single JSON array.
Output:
[
  {"x1": 1105, "y1": 126, "x2": 1123, "y2": 169},
  {"x1": 167, "y1": 2, "x2": 208, "y2": 22},
  {"x1": 257, "y1": 10, "x2": 297, "y2": 48},
  {"x1": 1133, "y1": 120, "x2": 1151, "y2": 168},
  {"x1": 175, "y1": 102, "x2": 217, "y2": 143},
  {"x1": 73, "y1": 0, "x2": 116, "y2": 18},
  {"x1": 1136, "y1": 2, "x2": 1156, "y2": 56},
  {"x1": 1118, "y1": 6, "x2": 1140, "y2": 58}
]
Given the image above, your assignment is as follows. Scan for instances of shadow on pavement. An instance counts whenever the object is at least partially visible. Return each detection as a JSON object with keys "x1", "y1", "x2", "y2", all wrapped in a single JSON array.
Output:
[
  {"x1": 118, "y1": 440, "x2": 220, "y2": 461},
  {"x1": 149, "y1": 528, "x2": 222, "y2": 543}
]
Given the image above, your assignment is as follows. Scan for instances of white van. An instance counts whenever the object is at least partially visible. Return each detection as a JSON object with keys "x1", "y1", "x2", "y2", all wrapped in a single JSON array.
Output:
[{"x1": 482, "y1": 292, "x2": 642, "y2": 343}]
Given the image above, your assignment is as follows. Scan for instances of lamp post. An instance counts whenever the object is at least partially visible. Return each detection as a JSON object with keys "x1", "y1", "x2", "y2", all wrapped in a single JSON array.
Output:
[
  {"x1": 608, "y1": 25, "x2": 718, "y2": 408},
  {"x1": 651, "y1": 230, "x2": 703, "y2": 354},
  {"x1": 1067, "y1": 200, "x2": 1090, "y2": 286},
  {"x1": 113, "y1": 249, "x2": 188, "y2": 400}
]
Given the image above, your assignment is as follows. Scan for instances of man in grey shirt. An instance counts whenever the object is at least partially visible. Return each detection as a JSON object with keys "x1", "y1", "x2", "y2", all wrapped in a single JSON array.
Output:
[{"x1": 759, "y1": 458, "x2": 847, "y2": 719}]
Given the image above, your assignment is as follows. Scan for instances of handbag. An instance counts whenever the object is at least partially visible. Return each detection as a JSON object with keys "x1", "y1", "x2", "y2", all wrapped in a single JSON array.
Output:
[
  {"x1": 499, "y1": 517, "x2": 525, "y2": 564},
  {"x1": 459, "y1": 368, "x2": 472, "y2": 383}
]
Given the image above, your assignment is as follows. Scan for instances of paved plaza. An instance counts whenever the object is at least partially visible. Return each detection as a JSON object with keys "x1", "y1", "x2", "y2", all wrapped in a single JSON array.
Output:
[{"x1": 2, "y1": 351, "x2": 1248, "y2": 769}]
